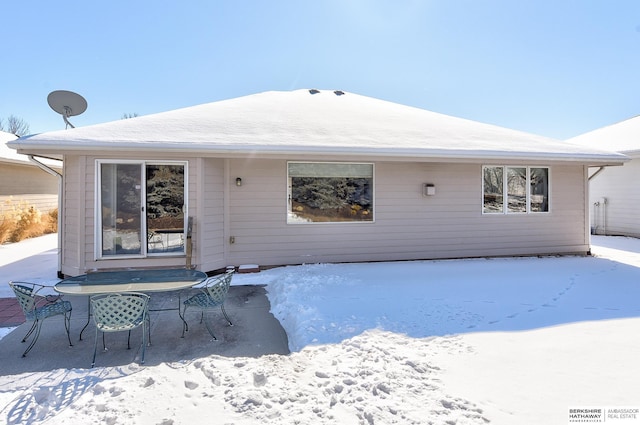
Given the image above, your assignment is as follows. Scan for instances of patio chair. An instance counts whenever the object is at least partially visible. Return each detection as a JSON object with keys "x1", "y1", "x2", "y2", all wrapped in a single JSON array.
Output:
[
  {"x1": 180, "y1": 271, "x2": 234, "y2": 339},
  {"x1": 147, "y1": 230, "x2": 164, "y2": 251},
  {"x1": 90, "y1": 292, "x2": 150, "y2": 367},
  {"x1": 8, "y1": 281, "x2": 73, "y2": 357}
]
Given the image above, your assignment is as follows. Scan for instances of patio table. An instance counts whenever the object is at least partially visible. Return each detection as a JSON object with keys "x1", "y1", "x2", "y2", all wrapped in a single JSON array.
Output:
[{"x1": 55, "y1": 268, "x2": 207, "y2": 339}]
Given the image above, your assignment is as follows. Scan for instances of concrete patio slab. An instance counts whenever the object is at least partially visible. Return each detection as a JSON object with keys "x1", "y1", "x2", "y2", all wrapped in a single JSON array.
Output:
[{"x1": 0, "y1": 285, "x2": 289, "y2": 375}]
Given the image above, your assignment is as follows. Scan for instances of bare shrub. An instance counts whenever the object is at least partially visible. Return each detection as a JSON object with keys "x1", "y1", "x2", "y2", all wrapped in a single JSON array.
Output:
[
  {"x1": 47, "y1": 209, "x2": 58, "y2": 233},
  {"x1": 12, "y1": 205, "x2": 45, "y2": 242},
  {"x1": 0, "y1": 199, "x2": 19, "y2": 244},
  {"x1": 0, "y1": 216, "x2": 13, "y2": 243},
  {"x1": 0, "y1": 200, "x2": 58, "y2": 244}
]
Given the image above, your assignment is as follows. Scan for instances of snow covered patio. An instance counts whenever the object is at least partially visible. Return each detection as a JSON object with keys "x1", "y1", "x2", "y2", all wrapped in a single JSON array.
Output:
[
  {"x1": 0, "y1": 284, "x2": 289, "y2": 375},
  {"x1": 1, "y1": 235, "x2": 639, "y2": 424}
]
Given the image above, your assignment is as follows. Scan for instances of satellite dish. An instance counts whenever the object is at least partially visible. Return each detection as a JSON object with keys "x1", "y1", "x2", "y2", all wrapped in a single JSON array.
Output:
[{"x1": 47, "y1": 90, "x2": 87, "y2": 129}]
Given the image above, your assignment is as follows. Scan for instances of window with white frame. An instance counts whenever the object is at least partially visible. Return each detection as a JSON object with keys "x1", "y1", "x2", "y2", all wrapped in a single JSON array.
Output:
[
  {"x1": 483, "y1": 166, "x2": 549, "y2": 214},
  {"x1": 287, "y1": 162, "x2": 374, "y2": 223},
  {"x1": 97, "y1": 160, "x2": 187, "y2": 258}
]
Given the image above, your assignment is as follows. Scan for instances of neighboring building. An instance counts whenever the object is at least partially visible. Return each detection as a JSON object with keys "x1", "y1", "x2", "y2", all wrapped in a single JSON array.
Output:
[
  {"x1": 0, "y1": 130, "x2": 61, "y2": 213},
  {"x1": 8, "y1": 89, "x2": 626, "y2": 276},
  {"x1": 568, "y1": 116, "x2": 640, "y2": 237}
]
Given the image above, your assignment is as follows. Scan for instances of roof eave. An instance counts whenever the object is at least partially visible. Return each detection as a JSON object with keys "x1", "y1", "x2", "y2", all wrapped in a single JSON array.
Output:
[{"x1": 9, "y1": 140, "x2": 628, "y2": 166}]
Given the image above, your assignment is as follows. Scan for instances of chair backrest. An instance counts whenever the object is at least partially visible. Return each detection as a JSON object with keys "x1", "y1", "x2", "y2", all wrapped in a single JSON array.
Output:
[
  {"x1": 91, "y1": 292, "x2": 150, "y2": 332},
  {"x1": 9, "y1": 282, "x2": 40, "y2": 315},
  {"x1": 204, "y1": 272, "x2": 234, "y2": 303}
]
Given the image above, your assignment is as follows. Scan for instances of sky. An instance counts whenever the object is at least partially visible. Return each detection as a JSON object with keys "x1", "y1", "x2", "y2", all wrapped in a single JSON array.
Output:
[
  {"x1": 2, "y1": 1, "x2": 640, "y2": 139},
  {"x1": 1, "y1": 234, "x2": 640, "y2": 424}
]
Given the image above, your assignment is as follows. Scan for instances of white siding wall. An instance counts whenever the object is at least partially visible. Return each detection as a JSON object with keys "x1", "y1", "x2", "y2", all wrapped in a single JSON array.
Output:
[
  {"x1": 61, "y1": 154, "x2": 203, "y2": 275},
  {"x1": 225, "y1": 159, "x2": 589, "y2": 267},
  {"x1": 0, "y1": 194, "x2": 58, "y2": 212},
  {"x1": 59, "y1": 155, "x2": 590, "y2": 275},
  {"x1": 61, "y1": 156, "x2": 82, "y2": 276},
  {"x1": 589, "y1": 159, "x2": 640, "y2": 237},
  {"x1": 197, "y1": 158, "x2": 226, "y2": 272},
  {"x1": 0, "y1": 162, "x2": 59, "y2": 211}
]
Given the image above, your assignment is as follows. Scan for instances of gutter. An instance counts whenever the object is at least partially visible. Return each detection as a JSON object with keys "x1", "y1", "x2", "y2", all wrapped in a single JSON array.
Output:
[
  {"x1": 8, "y1": 140, "x2": 629, "y2": 165},
  {"x1": 28, "y1": 155, "x2": 64, "y2": 279}
]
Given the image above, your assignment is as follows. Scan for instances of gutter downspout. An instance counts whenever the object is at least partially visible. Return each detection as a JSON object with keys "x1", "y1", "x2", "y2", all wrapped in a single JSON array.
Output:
[
  {"x1": 28, "y1": 155, "x2": 64, "y2": 279},
  {"x1": 587, "y1": 166, "x2": 606, "y2": 235},
  {"x1": 587, "y1": 166, "x2": 608, "y2": 236},
  {"x1": 588, "y1": 166, "x2": 606, "y2": 181}
]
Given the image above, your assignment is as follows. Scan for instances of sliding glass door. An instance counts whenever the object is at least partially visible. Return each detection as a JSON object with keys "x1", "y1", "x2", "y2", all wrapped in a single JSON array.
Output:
[{"x1": 97, "y1": 160, "x2": 187, "y2": 258}]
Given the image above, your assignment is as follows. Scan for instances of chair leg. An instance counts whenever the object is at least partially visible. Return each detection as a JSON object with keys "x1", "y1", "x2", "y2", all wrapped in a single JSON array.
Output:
[
  {"x1": 203, "y1": 314, "x2": 218, "y2": 341},
  {"x1": 80, "y1": 297, "x2": 91, "y2": 341},
  {"x1": 221, "y1": 304, "x2": 233, "y2": 326},
  {"x1": 21, "y1": 321, "x2": 37, "y2": 343},
  {"x1": 64, "y1": 311, "x2": 73, "y2": 347},
  {"x1": 92, "y1": 329, "x2": 99, "y2": 368},
  {"x1": 127, "y1": 330, "x2": 132, "y2": 349},
  {"x1": 147, "y1": 316, "x2": 152, "y2": 346},
  {"x1": 140, "y1": 321, "x2": 147, "y2": 365},
  {"x1": 180, "y1": 305, "x2": 189, "y2": 338},
  {"x1": 21, "y1": 319, "x2": 43, "y2": 357}
]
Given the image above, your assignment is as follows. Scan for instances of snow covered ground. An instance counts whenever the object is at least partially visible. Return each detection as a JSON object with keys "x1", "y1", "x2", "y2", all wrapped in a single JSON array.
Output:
[{"x1": 1, "y1": 234, "x2": 639, "y2": 424}]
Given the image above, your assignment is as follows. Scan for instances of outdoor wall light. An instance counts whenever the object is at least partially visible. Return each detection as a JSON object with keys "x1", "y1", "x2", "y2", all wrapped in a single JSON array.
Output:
[
  {"x1": 236, "y1": 177, "x2": 242, "y2": 187},
  {"x1": 423, "y1": 183, "x2": 436, "y2": 196}
]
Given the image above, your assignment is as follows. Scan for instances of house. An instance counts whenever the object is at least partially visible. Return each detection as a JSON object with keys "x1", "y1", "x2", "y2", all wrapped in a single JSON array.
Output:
[
  {"x1": 0, "y1": 130, "x2": 61, "y2": 213},
  {"x1": 567, "y1": 116, "x2": 640, "y2": 237},
  {"x1": 7, "y1": 89, "x2": 627, "y2": 277}
]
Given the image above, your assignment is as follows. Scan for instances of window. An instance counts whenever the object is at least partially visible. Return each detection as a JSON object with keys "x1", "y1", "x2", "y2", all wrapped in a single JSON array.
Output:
[
  {"x1": 97, "y1": 160, "x2": 187, "y2": 258},
  {"x1": 287, "y1": 162, "x2": 374, "y2": 223},
  {"x1": 483, "y1": 166, "x2": 549, "y2": 214}
]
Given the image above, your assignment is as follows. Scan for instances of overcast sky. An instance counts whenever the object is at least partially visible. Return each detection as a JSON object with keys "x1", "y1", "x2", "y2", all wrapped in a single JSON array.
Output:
[{"x1": 2, "y1": 1, "x2": 640, "y2": 139}]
